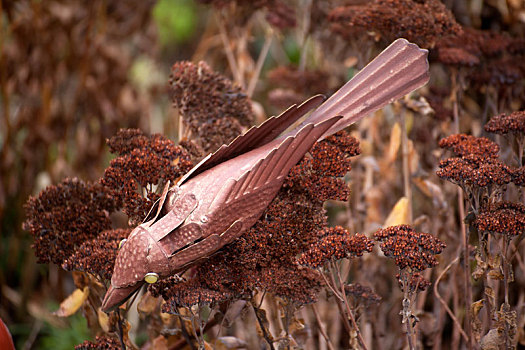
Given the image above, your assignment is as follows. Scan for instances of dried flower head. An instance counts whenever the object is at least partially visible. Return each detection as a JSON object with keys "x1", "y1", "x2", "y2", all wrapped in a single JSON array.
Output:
[
  {"x1": 101, "y1": 129, "x2": 193, "y2": 225},
  {"x1": 437, "y1": 156, "x2": 512, "y2": 188},
  {"x1": 438, "y1": 134, "x2": 500, "y2": 159},
  {"x1": 397, "y1": 272, "x2": 431, "y2": 292},
  {"x1": 62, "y1": 229, "x2": 131, "y2": 280},
  {"x1": 285, "y1": 131, "x2": 360, "y2": 202},
  {"x1": 150, "y1": 132, "x2": 361, "y2": 308},
  {"x1": 374, "y1": 225, "x2": 446, "y2": 271},
  {"x1": 23, "y1": 178, "x2": 118, "y2": 265},
  {"x1": 268, "y1": 66, "x2": 330, "y2": 95},
  {"x1": 485, "y1": 110, "x2": 525, "y2": 135},
  {"x1": 199, "y1": 0, "x2": 296, "y2": 29},
  {"x1": 328, "y1": 0, "x2": 462, "y2": 48},
  {"x1": 75, "y1": 336, "x2": 122, "y2": 350},
  {"x1": 169, "y1": 61, "x2": 255, "y2": 153},
  {"x1": 474, "y1": 201, "x2": 525, "y2": 237},
  {"x1": 344, "y1": 283, "x2": 382, "y2": 307},
  {"x1": 298, "y1": 227, "x2": 374, "y2": 268},
  {"x1": 513, "y1": 166, "x2": 525, "y2": 186},
  {"x1": 267, "y1": 66, "x2": 331, "y2": 109},
  {"x1": 437, "y1": 47, "x2": 480, "y2": 66}
]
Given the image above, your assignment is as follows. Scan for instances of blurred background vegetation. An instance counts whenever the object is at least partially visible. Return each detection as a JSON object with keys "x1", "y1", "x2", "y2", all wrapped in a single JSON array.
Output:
[{"x1": 1, "y1": 0, "x2": 525, "y2": 349}]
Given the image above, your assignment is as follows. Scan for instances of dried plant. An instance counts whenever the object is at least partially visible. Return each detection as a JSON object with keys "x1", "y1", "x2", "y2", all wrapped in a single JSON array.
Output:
[
  {"x1": 374, "y1": 225, "x2": 446, "y2": 350},
  {"x1": 328, "y1": 0, "x2": 462, "y2": 48}
]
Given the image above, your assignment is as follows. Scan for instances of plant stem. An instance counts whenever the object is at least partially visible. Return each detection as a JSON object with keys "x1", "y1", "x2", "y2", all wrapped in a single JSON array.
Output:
[
  {"x1": 332, "y1": 260, "x2": 368, "y2": 350},
  {"x1": 400, "y1": 106, "x2": 413, "y2": 224},
  {"x1": 250, "y1": 298, "x2": 276, "y2": 350},
  {"x1": 311, "y1": 303, "x2": 336, "y2": 350},
  {"x1": 451, "y1": 67, "x2": 473, "y2": 350}
]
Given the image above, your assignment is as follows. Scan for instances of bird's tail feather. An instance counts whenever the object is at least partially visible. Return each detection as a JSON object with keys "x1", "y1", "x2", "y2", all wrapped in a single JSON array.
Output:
[{"x1": 303, "y1": 38, "x2": 429, "y2": 138}]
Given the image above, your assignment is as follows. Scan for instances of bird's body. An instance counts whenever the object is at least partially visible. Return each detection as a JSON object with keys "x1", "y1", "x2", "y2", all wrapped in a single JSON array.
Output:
[{"x1": 102, "y1": 38, "x2": 430, "y2": 312}]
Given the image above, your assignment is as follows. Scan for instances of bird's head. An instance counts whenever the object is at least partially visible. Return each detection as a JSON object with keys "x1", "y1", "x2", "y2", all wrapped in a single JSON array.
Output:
[{"x1": 101, "y1": 225, "x2": 167, "y2": 312}]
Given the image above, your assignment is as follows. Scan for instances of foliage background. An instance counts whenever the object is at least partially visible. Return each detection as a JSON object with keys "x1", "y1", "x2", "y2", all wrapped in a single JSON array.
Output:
[{"x1": 1, "y1": 0, "x2": 525, "y2": 349}]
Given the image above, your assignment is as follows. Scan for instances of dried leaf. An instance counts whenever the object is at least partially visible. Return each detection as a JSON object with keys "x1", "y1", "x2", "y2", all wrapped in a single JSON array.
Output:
[
  {"x1": 413, "y1": 178, "x2": 447, "y2": 209},
  {"x1": 488, "y1": 269, "x2": 504, "y2": 280},
  {"x1": 407, "y1": 139, "x2": 419, "y2": 175},
  {"x1": 152, "y1": 335, "x2": 169, "y2": 350},
  {"x1": 387, "y1": 122, "x2": 401, "y2": 163},
  {"x1": 53, "y1": 287, "x2": 89, "y2": 317},
  {"x1": 213, "y1": 336, "x2": 248, "y2": 349},
  {"x1": 98, "y1": 308, "x2": 110, "y2": 333},
  {"x1": 384, "y1": 197, "x2": 410, "y2": 227},
  {"x1": 480, "y1": 328, "x2": 504, "y2": 350},
  {"x1": 137, "y1": 291, "x2": 159, "y2": 314},
  {"x1": 471, "y1": 299, "x2": 485, "y2": 343}
]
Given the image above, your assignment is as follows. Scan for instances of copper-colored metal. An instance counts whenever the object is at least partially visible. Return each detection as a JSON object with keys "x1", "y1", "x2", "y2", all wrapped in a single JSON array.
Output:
[{"x1": 102, "y1": 39, "x2": 430, "y2": 312}]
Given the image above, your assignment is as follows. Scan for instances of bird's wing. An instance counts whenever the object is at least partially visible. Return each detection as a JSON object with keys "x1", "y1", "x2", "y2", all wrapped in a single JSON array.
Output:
[
  {"x1": 178, "y1": 95, "x2": 325, "y2": 185},
  {"x1": 162, "y1": 116, "x2": 342, "y2": 266}
]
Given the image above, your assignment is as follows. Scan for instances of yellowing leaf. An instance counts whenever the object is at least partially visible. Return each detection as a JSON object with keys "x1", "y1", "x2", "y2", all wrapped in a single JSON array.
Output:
[
  {"x1": 384, "y1": 197, "x2": 410, "y2": 227},
  {"x1": 387, "y1": 122, "x2": 401, "y2": 163},
  {"x1": 53, "y1": 287, "x2": 89, "y2": 317},
  {"x1": 98, "y1": 308, "x2": 110, "y2": 332}
]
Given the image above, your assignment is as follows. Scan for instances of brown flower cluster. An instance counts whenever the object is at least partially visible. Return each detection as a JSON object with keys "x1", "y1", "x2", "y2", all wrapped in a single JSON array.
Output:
[
  {"x1": 198, "y1": 0, "x2": 296, "y2": 29},
  {"x1": 23, "y1": 178, "x2": 118, "y2": 265},
  {"x1": 75, "y1": 336, "x2": 122, "y2": 350},
  {"x1": 267, "y1": 66, "x2": 330, "y2": 109},
  {"x1": 151, "y1": 131, "x2": 361, "y2": 308},
  {"x1": 438, "y1": 134, "x2": 500, "y2": 159},
  {"x1": 437, "y1": 134, "x2": 512, "y2": 188},
  {"x1": 285, "y1": 131, "x2": 360, "y2": 202},
  {"x1": 436, "y1": 28, "x2": 525, "y2": 94},
  {"x1": 374, "y1": 225, "x2": 446, "y2": 271},
  {"x1": 169, "y1": 61, "x2": 255, "y2": 153},
  {"x1": 396, "y1": 272, "x2": 431, "y2": 292},
  {"x1": 298, "y1": 227, "x2": 374, "y2": 268},
  {"x1": 328, "y1": 0, "x2": 462, "y2": 48},
  {"x1": 474, "y1": 201, "x2": 525, "y2": 237},
  {"x1": 101, "y1": 129, "x2": 193, "y2": 225},
  {"x1": 63, "y1": 229, "x2": 131, "y2": 280},
  {"x1": 25, "y1": 128, "x2": 192, "y2": 281},
  {"x1": 344, "y1": 283, "x2": 382, "y2": 307},
  {"x1": 513, "y1": 167, "x2": 525, "y2": 186},
  {"x1": 485, "y1": 110, "x2": 525, "y2": 135},
  {"x1": 437, "y1": 156, "x2": 512, "y2": 188}
]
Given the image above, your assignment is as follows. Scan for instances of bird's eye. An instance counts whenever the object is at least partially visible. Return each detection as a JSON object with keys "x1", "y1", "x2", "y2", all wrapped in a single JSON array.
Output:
[
  {"x1": 144, "y1": 272, "x2": 159, "y2": 284},
  {"x1": 118, "y1": 239, "x2": 127, "y2": 249}
]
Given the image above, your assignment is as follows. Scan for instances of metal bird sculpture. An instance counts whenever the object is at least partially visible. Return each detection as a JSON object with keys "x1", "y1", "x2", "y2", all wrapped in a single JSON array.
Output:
[{"x1": 101, "y1": 38, "x2": 430, "y2": 312}]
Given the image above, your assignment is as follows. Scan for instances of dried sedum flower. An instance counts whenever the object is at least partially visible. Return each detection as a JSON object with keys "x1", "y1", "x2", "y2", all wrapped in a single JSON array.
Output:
[
  {"x1": 170, "y1": 61, "x2": 255, "y2": 153},
  {"x1": 328, "y1": 0, "x2": 462, "y2": 48},
  {"x1": 63, "y1": 229, "x2": 131, "y2": 280},
  {"x1": 101, "y1": 129, "x2": 193, "y2": 225},
  {"x1": 437, "y1": 156, "x2": 512, "y2": 188},
  {"x1": 298, "y1": 227, "x2": 374, "y2": 268},
  {"x1": 437, "y1": 47, "x2": 480, "y2": 66},
  {"x1": 474, "y1": 201, "x2": 525, "y2": 237},
  {"x1": 397, "y1": 272, "x2": 431, "y2": 292},
  {"x1": 438, "y1": 134, "x2": 500, "y2": 159},
  {"x1": 75, "y1": 336, "x2": 122, "y2": 350},
  {"x1": 374, "y1": 225, "x2": 446, "y2": 271},
  {"x1": 513, "y1": 166, "x2": 525, "y2": 186},
  {"x1": 198, "y1": 0, "x2": 296, "y2": 29},
  {"x1": 485, "y1": 111, "x2": 525, "y2": 135},
  {"x1": 344, "y1": 283, "x2": 382, "y2": 307},
  {"x1": 23, "y1": 178, "x2": 118, "y2": 265}
]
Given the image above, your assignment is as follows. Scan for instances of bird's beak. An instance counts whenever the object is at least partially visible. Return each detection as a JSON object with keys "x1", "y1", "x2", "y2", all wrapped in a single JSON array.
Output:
[{"x1": 101, "y1": 283, "x2": 143, "y2": 313}]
